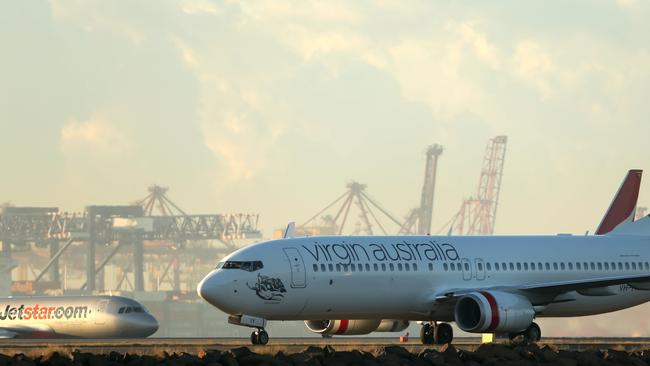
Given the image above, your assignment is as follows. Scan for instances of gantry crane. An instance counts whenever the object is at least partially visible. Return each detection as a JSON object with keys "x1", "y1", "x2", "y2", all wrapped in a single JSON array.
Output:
[
  {"x1": 444, "y1": 135, "x2": 508, "y2": 235},
  {"x1": 399, "y1": 144, "x2": 443, "y2": 235}
]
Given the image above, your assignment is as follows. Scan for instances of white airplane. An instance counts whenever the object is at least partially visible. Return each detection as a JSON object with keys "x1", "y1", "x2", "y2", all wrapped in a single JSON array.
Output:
[
  {"x1": 0, "y1": 295, "x2": 158, "y2": 338},
  {"x1": 198, "y1": 170, "x2": 649, "y2": 345}
]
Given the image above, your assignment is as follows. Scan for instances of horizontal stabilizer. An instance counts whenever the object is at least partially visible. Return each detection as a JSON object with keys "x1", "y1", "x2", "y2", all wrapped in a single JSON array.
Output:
[{"x1": 596, "y1": 169, "x2": 642, "y2": 235}]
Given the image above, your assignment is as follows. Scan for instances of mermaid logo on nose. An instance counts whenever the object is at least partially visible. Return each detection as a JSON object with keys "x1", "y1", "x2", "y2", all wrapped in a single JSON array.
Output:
[{"x1": 247, "y1": 274, "x2": 287, "y2": 302}]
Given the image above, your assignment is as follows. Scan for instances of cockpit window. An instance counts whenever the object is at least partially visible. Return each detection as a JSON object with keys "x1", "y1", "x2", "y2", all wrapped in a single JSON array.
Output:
[
  {"x1": 125, "y1": 307, "x2": 133, "y2": 313},
  {"x1": 118, "y1": 307, "x2": 125, "y2": 314},
  {"x1": 133, "y1": 307, "x2": 143, "y2": 313},
  {"x1": 222, "y1": 260, "x2": 264, "y2": 272}
]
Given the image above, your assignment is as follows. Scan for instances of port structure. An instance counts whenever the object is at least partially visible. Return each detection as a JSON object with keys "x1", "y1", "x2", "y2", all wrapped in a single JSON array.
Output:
[
  {"x1": 299, "y1": 182, "x2": 404, "y2": 236},
  {"x1": 441, "y1": 135, "x2": 508, "y2": 235},
  {"x1": 0, "y1": 187, "x2": 261, "y2": 295},
  {"x1": 399, "y1": 144, "x2": 443, "y2": 235}
]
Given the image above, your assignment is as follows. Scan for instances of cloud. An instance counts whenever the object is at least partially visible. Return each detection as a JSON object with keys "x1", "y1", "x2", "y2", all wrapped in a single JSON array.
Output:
[
  {"x1": 511, "y1": 40, "x2": 556, "y2": 98},
  {"x1": 60, "y1": 116, "x2": 130, "y2": 156}
]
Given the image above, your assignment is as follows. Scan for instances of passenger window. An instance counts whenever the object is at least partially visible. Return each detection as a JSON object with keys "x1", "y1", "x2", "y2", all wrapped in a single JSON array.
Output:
[
  {"x1": 509, "y1": 263, "x2": 514, "y2": 271},
  {"x1": 389, "y1": 263, "x2": 395, "y2": 271},
  {"x1": 523, "y1": 263, "x2": 528, "y2": 271},
  {"x1": 320, "y1": 264, "x2": 326, "y2": 272},
  {"x1": 577, "y1": 262, "x2": 582, "y2": 270},
  {"x1": 365, "y1": 264, "x2": 370, "y2": 272},
  {"x1": 568, "y1": 263, "x2": 573, "y2": 270},
  {"x1": 645, "y1": 262, "x2": 649, "y2": 271},
  {"x1": 336, "y1": 264, "x2": 341, "y2": 272},
  {"x1": 381, "y1": 263, "x2": 386, "y2": 271},
  {"x1": 405, "y1": 263, "x2": 411, "y2": 271},
  {"x1": 373, "y1": 264, "x2": 378, "y2": 271},
  {"x1": 430, "y1": 263, "x2": 434, "y2": 271},
  {"x1": 632, "y1": 262, "x2": 637, "y2": 270},
  {"x1": 611, "y1": 262, "x2": 616, "y2": 270},
  {"x1": 604, "y1": 263, "x2": 609, "y2": 270},
  {"x1": 464, "y1": 263, "x2": 470, "y2": 271},
  {"x1": 486, "y1": 263, "x2": 491, "y2": 271},
  {"x1": 495, "y1": 263, "x2": 500, "y2": 271},
  {"x1": 358, "y1": 264, "x2": 363, "y2": 272},
  {"x1": 545, "y1": 263, "x2": 550, "y2": 270},
  {"x1": 313, "y1": 264, "x2": 318, "y2": 272},
  {"x1": 560, "y1": 263, "x2": 565, "y2": 270},
  {"x1": 530, "y1": 262, "x2": 535, "y2": 271},
  {"x1": 553, "y1": 263, "x2": 558, "y2": 270},
  {"x1": 450, "y1": 263, "x2": 456, "y2": 271},
  {"x1": 118, "y1": 307, "x2": 125, "y2": 314},
  {"x1": 413, "y1": 263, "x2": 418, "y2": 271},
  {"x1": 478, "y1": 262, "x2": 483, "y2": 271},
  {"x1": 350, "y1": 264, "x2": 356, "y2": 272},
  {"x1": 590, "y1": 262, "x2": 595, "y2": 270},
  {"x1": 625, "y1": 262, "x2": 630, "y2": 270},
  {"x1": 329, "y1": 264, "x2": 334, "y2": 272},
  {"x1": 502, "y1": 262, "x2": 507, "y2": 270},
  {"x1": 584, "y1": 262, "x2": 589, "y2": 270},
  {"x1": 597, "y1": 263, "x2": 602, "y2": 270},
  {"x1": 443, "y1": 263, "x2": 448, "y2": 271},
  {"x1": 397, "y1": 263, "x2": 403, "y2": 271}
]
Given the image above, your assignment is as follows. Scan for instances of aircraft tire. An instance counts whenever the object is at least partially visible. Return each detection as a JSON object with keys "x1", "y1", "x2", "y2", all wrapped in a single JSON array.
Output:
[
  {"x1": 251, "y1": 331, "x2": 259, "y2": 345},
  {"x1": 420, "y1": 323, "x2": 434, "y2": 344},
  {"x1": 434, "y1": 323, "x2": 453, "y2": 344},
  {"x1": 257, "y1": 330, "x2": 269, "y2": 345},
  {"x1": 523, "y1": 322, "x2": 541, "y2": 343}
]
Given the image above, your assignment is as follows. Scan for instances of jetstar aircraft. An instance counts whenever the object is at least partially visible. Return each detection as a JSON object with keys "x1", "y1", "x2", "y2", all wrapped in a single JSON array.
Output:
[
  {"x1": 198, "y1": 170, "x2": 648, "y2": 345},
  {"x1": 0, "y1": 295, "x2": 158, "y2": 338}
]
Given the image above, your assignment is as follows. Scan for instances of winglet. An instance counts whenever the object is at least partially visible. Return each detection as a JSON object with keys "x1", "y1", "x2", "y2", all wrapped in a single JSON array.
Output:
[
  {"x1": 595, "y1": 169, "x2": 642, "y2": 235},
  {"x1": 283, "y1": 222, "x2": 296, "y2": 238}
]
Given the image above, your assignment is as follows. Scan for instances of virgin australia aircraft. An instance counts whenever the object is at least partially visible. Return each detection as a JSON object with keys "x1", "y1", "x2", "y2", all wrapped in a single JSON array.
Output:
[
  {"x1": 0, "y1": 295, "x2": 158, "y2": 338},
  {"x1": 198, "y1": 170, "x2": 649, "y2": 345}
]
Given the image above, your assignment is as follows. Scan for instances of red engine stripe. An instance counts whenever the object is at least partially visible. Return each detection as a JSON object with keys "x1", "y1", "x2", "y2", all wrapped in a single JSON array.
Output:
[
  {"x1": 335, "y1": 319, "x2": 349, "y2": 334},
  {"x1": 480, "y1": 291, "x2": 499, "y2": 332}
]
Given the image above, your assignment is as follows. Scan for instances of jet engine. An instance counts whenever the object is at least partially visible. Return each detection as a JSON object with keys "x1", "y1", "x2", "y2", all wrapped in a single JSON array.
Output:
[
  {"x1": 304, "y1": 319, "x2": 409, "y2": 335},
  {"x1": 454, "y1": 291, "x2": 534, "y2": 333}
]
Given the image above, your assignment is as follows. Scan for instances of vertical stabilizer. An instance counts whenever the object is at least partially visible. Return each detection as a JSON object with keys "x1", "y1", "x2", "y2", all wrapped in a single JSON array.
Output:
[{"x1": 596, "y1": 169, "x2": 642, "y2": 235}]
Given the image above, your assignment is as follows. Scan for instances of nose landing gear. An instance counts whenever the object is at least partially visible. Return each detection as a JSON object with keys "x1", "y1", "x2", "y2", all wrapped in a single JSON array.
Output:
[
  {"x1": 251, "y1": 328, "x2": 269, "y2": 345},
  {"x1": 420, "y1": 322, "x2": 454, "y2": 344}
]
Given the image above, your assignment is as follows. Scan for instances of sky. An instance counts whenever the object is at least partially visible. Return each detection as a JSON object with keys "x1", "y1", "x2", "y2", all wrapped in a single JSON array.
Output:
[{"x1": 2, "y1": 0, "x2": 650, "y2": 336}]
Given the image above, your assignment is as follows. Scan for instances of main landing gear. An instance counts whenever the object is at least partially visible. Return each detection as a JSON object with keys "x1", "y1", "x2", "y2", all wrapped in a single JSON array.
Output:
[
  {"x1": 250, "y1": 328, "x2": 269, "y2": 345},
  {"x1": 508, "y1": 322, "x2": 541, "y2": 343},
  {"x1": 420, "y1": 322, "x2": 453, "y2": 344}
]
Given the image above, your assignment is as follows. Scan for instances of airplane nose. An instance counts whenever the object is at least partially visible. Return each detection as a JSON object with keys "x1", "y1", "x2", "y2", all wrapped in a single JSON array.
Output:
[
  {"x1": 142, "y1": 314, "x2": 159, "y2": 336},
  {"x1": 133, "y1": 313, "x2": 158, "y2": 337},
  {"x1": 197, "y1": 270, "x2": 219, "y2": 306}
]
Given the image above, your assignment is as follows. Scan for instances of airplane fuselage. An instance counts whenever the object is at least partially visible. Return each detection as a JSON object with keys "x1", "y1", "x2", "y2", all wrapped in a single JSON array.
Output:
[
  {"x1": 199, "y1": 234, "x2": 650, "y2": 321},
  {"x1": 0, "y1": 295, "x2": 158, "y2": 338}
]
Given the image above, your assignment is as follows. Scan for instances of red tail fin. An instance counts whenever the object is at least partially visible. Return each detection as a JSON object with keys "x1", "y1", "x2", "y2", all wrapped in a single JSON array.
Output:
[{"x1": 596, "y1": 169, "x2": 642, "y2": 235}]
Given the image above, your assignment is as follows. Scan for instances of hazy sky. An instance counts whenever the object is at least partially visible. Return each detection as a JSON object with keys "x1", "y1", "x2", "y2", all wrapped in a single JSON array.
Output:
[{"x1": 2, "y1": 0, "x2": 650, "y2": 337}]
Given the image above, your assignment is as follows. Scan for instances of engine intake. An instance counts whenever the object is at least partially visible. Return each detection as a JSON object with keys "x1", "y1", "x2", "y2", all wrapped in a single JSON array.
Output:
[{"x1": 454, "y1": 291, "x2": 534, "y2": 333}]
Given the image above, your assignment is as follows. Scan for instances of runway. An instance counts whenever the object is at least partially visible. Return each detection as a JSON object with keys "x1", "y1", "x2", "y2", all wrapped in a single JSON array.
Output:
[{"x1": 3, "y1": 338, "x2": 650, "y2": 356}]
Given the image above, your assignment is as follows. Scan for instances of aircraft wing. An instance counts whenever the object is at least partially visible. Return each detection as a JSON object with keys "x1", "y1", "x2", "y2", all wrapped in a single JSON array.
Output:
[{"x1": 434, "y1": 273, "x2": 650, "y2": 303}]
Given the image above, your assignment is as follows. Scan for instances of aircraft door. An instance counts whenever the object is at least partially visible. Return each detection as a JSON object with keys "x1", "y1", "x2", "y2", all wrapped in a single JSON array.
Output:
[
  {"x1": 461, "y1": 258, "x2": 472, "y2": 281},
  {"x1": 475, "y1": 258, "x2": 486, "y2": 280},
  {"x1": 95, "y1": 299, "x2": 109, "y2": 325},
  {"x1": 283, "y1": 247, "x2": 306, "y2": 288}
]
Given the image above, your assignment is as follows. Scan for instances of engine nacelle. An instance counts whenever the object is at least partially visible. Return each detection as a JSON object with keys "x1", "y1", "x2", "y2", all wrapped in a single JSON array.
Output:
[
  {"x1": 376, "y1": 319, "x2": 410, "y2": 332},
  {"x1": 305, "y1": 319, "x2": 409, "y2": 335},
  {"x1": 454, "y1": 291, "x2": 534, "y2": 333}
]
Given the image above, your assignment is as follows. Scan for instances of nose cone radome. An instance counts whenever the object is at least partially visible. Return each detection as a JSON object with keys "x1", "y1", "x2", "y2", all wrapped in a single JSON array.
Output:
[
  {"x1": 131, "y1": 313, "x2": 159, "y2": 337},
  {"x1": 198, "y1": 270, "x2": 219, "y2": 307}
]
